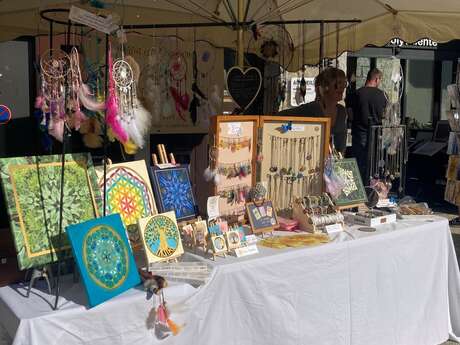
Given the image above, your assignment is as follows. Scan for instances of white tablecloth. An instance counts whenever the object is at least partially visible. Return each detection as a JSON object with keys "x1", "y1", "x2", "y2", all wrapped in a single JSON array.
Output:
[{"x1": 1, "y1": 216, "x2": 459, "y2": 345}]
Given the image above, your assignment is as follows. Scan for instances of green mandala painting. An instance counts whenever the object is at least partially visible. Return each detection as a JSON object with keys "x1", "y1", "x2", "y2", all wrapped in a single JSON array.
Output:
[
  {"x1": 0, "y1": 153, "x2": 103, "y2": 270},
  {"x1": 331, "y1": 158, "x2": 368, "y2": 207}
]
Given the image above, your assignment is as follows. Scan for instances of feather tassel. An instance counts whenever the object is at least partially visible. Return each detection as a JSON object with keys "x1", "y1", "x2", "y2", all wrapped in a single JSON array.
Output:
[
  {"x1": 48, "y1": 116, "x2": 64, "y2": 142},
  {"x1": 106, "y1": 42, "x2": 128, "y2": 142},
  {"x1": 79, "y1": 84, "x2": 105, "y2": 111},
  {"x1": 166, "y1": 318, "x2": 181, "y2": 336}
]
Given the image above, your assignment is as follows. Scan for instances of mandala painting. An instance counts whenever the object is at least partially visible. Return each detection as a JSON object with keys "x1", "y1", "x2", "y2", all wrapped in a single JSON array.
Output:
[
  {"x1": 96, "y1": 160, "x2": 157, "y2": 250},
  {"x1": 66, "y1": 214, "x2": 140, "y2": 307},
  {"x1": 150, "y1": 166, "x2": 196, "y2": 221},
  {"x1": 0, "y1": 153, "x2": 102, "y2": 270},
  {"x1": 138, "y1": 211, "x2": 184, "y2": 264}
]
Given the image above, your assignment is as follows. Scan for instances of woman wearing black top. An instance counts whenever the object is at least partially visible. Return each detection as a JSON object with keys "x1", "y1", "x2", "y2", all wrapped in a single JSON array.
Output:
[{"x1": 278, "y1": 67, "x2": 348, "y2": 154}]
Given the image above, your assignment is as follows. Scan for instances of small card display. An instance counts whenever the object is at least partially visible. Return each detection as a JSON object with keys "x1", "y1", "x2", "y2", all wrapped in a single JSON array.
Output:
[{"x1": 246, "y1": 200, "x2": 279, "y2": 234}]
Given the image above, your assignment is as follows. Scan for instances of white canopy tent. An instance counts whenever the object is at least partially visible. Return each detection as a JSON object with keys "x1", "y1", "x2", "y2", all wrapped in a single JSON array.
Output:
[{"x1": 1, "y1": 1, "x2": 460, "y2": 69}]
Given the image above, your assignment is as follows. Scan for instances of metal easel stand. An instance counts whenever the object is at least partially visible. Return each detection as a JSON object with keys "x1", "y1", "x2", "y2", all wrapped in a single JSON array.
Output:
[{"x1": 25, "y1": 265, "x2": 54, "y2": 297}]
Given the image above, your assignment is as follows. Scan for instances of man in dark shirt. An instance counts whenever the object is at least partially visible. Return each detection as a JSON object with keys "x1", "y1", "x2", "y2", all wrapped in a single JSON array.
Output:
[{"x1": 350, "y1": 68, "x2": 387, "y2": 184}]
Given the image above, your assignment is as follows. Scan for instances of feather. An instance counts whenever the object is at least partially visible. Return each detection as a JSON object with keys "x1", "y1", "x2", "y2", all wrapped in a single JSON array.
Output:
[
  {"x1": 48, "y1": 116, "x2": 64, "y2": 142},
  {"x1": 189, "y1": 95, "x2": 199, "y2": 125},
  {"x1": 122, "y1": 140, "x2": 138, "y2": 155},
  {"x1": 124, "y1": 119, "x2": 144, "y2": 148},
  {"x1": 213, "y1": 173, "x2": 220, "y2": 185},
  {"x1": 134, "y1": 100, "x2": 152, "y2": 138},
  {"x1": 82, "y1": 133, "x2": 103, "y2": 148},
  {"x1": 106, "y1": 42, "x2": 128, "y2": 142},
  {"x1": 35, "y1": 96, "x2": 44, "y2": 109},
  {"x1": 72, "y1": 109, "x2": 87, "y2": 130},
  {"x1": 146, "y1": 307, "x2": 157, "y2": 330},
  {"x1": 166, "y1": 318, "x2": 181, "y2": 336},
  {"x1": 203, "y1": 166, "x2": 215, "y2": 182},
  {"x1": 79, "y1": 83, "x2": 105, "y2": 111}
]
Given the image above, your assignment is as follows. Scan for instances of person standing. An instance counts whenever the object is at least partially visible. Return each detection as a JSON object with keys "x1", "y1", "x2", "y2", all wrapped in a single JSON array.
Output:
[
  {"x1": 350, "y1": 68, "x2": 387, "y2": 184},
  {"x1": 278, "y1": 67, "x2": 348, "y2": 155}
]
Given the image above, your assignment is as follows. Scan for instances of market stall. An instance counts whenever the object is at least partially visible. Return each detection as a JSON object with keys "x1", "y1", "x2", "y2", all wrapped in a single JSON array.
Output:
[{"x1": 1, "y1": 1, "x2": 460, "y2": 345}]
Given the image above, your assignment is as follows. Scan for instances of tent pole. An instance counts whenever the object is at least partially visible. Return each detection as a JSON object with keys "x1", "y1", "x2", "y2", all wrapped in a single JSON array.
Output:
[
  {"x1": 237, "y1": 0, "x2": 245, "y2": 68},
  {"x1": 319, "y1": 21, "x2": 325, "y2": 71}
]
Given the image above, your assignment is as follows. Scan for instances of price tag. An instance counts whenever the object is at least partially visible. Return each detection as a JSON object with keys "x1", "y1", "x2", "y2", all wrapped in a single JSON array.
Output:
[
  {"x1": 244, "y1": 234, "x2": 258, "y2": 245},
  {"x1": 69, "y1": 6, "x2": 118, "y2": 34},
  {"x1": 227, "y1": 122, "x2": 242, "y2": 136},
  {"x1": 235, "y1": 244, "x2": 259, "y2": 257},
  {"x1": 325, "y1": 223, "x2": 344, "y2": 234},
  {"x1": 207, "y1": 196, "x2": 220, "y2": 219},
  {"x1": 291, "y1": 124, "x2": 305, "y2": 132}
]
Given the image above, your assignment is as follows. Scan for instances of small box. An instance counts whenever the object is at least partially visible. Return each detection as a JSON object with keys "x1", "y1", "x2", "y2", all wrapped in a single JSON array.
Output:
[{"x1": 352, "y1": 210, "x2": 397, "y2": 227}]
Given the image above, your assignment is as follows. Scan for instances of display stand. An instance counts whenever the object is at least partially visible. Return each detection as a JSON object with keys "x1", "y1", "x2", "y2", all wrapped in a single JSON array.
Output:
[
  {"x1": 258, "y1": 116, "x2": 330, "y2": 215},
  {"x1": 26, "y1": 265, "x2": 53, "y2": 297},
  {"x1": 368, "y1": 125, "x2": 407, "y2": 195},
  {"x1": 209, "y1": 115, "x2": 259, "y2": 217}
]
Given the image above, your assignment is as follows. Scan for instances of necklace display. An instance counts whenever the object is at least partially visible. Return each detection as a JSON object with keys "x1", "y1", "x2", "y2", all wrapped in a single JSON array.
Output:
[
  {"x1": 217, "y1": 160, "x2": 251, "y2": 179},
  {"x1": 218, "y1": 136, "x2": 251, "y2": 152},
  {"x1": 217, "y1": 184, "x2": 250, "y2": 204},
  {"x1": 267, "y1": 134, "x2": 322, "y2": 211}
]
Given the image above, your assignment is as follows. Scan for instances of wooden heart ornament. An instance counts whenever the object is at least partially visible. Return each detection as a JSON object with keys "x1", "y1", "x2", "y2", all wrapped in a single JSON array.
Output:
[{"x1": 226, "y1": 67, "x2": 262, "y2": 112}]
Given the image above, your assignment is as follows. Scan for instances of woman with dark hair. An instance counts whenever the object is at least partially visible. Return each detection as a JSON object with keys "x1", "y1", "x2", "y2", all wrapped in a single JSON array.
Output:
[{"x1": 278, "y1": 67, "x2": 348, "y2": 155}]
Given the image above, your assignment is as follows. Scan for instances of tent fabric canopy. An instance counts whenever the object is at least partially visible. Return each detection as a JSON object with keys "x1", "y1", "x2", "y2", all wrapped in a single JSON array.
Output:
[{"x1": 1, "y1": 0, "x2": 460, "y2": 70}]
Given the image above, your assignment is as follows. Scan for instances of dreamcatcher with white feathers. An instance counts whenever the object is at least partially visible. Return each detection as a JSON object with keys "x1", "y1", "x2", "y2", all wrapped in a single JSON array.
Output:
[
  {"x1": 248, "y1": 24, "x2": 294, "y2": 113},
  {"x1": 106, "y1": 35, "x2": 151, "y2": 151}
]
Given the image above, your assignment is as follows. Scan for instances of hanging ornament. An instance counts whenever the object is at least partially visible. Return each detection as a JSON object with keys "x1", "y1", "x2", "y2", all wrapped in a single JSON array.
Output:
[
  {"x1": 169, "y1": 49, "x2": 189, "y2": 121},
  {"x1": 36, "y1": 49, "x2": 71, "y2": 143}
]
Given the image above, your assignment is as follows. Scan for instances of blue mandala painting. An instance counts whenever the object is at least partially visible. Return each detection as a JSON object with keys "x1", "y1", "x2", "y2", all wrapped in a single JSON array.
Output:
[
  {"x1": 66, "y1": 214, "x2": 140, "y2": 308},
  {"x1": 150, "y1": 166, "x2": 197, "y2": 221}
]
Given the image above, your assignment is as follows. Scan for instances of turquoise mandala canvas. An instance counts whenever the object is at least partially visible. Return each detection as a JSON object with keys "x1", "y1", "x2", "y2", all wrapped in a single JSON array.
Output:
[
  {"x1": 0, "y1": 153, "x2": 102, "y2": 270},
  {"x1": 66, "y1": 214, "x2": 140, "y2": 307}
]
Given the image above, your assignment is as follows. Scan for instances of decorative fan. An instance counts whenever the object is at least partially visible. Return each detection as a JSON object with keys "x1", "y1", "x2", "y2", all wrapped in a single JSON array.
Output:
[{"x1": 247, "y1": 24, "x2": 294, "y2": 71}]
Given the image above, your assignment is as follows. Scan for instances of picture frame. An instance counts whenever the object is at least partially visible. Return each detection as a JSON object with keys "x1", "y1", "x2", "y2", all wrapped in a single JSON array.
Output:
[
  {"x1": 245, "y1": 200, "x2": 279, "y2": 235},
  {"x1": 225, "y1": 230, "x2": 241, "y2": 250},
  {"x1": 330, "y1": 158, "x2": 368, "y2": 208},
  {"x1": 150, "y1": 165, "x2": 197, "y2": 221},
  {"x1": 66, "y1": 214, "x2": 140, "y2": 308},
  {"x1": 0, "y1": 153, "x2": 102, "y2": 270},
  {"x1": 192, "y1": 220, "x2": 208, "y2": 253},
  {"x1": 138, "y1": 211, "x2": 184, "y2": 265},
  {"x1": 207, "y1": 234, "x2": 227, "y2": 260}
]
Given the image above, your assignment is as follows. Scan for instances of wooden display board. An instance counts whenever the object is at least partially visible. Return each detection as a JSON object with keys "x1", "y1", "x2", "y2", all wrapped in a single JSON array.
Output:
[
  {"x1": 210, "y1": 115, "x2": 259, "y2": 217},
  {"x1": 209, "y1": 115, "x2": 331, "y2": 217},
  {"x1": 259, "y1": 116, "x2": 330, "y2": 213}
]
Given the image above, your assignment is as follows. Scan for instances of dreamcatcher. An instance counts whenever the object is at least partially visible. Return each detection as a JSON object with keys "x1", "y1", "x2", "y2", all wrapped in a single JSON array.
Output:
[
  {"x1": 195, "y1": 40, "x2": 221, "y2": 125},
  {"x1": 248, "y1": 24, "x2": 293, "y2": 113},
  {"x1": 106, "y1": 37, "x2": 151, "y2": 149},
  {"x1": 169, "y1": 38, "x2": 189, "y2": 122},
  {"x1": 35, "y1": 49, "x2": 71, "y2": 143}
]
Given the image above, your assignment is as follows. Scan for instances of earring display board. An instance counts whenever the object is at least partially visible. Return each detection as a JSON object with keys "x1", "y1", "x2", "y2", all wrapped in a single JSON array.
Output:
[
  {"x1": 66, "y1": 214, "x2": 141, "y2": 308},
  {"x1": 96, "y1": 160, "x2": 157, "y2": 251},
  {"x1": 210, "y1": 115, "x2": 259, "y2": 217},
  {"x1": 0, "y1": 153, "x2": 102, "y2": 270},
  {"x1": 259, "y1": 116, "x2": 331, "y2": 214}
]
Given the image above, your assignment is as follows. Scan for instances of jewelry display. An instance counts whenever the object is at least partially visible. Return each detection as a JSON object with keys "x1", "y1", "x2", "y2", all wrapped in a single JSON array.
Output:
[
  {"x1": 368, "y1": 125, "x2": 407, "y2": 194},
  {"x1": 210, "y1": 116, "x2": 258, "y2": 217},
  {"x1": 265, "y1": 134, "x2": 323, "y2": 212},
  {"x1": 217, "y1": 160, "x2": 252, "y2": 179},
  {"x1": 292, "y1": 193, "x2": 344, "y2": 233},
  {"x1": 218, "y1": 136, "x2": 251, "y2": 152}
]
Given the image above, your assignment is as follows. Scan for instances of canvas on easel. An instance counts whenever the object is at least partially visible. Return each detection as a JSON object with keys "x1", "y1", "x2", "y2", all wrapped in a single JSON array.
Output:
[
  {"x1": 66, "y1": 214, "x2": 140, "y2": 308},
  {"x1": 96, "y1": 160, "x2": 157, "y2": 251},
  {"x1": 330, "y1": 158, "x2": 367, "y2": 209},
  {"x1": 0, "y1": 153, "x2": 102, "y2": 270},
  {"x1": 138, "y1": 211, "x2": 184, "y2": 265}
]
